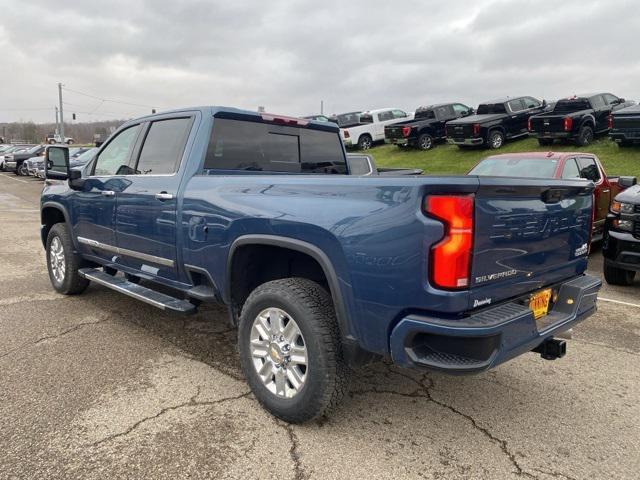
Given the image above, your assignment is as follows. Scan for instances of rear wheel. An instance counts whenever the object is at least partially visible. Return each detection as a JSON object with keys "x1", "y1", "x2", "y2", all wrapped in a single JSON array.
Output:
[
  {"x1": 238, "y1": 278, "x2": 348, "y2": 423},
  {"x1": 488, "y1": 130, "x2": 504, "y2": 149},
  {"x1": 576, "y1": 125, "x2": 594, "y2": 146},
  {"x1": 538, "y1": 138, "x2": 554, "y2": 146},
  {"x1": 46, "y1": 223, "x2": 90, "y2": 295},
  {"x1": 357, "y1": 134, "x2": 373, "y2": 150},
  {"x1": 604, "y1": 264, "x2": 636, "y2": 286},
  {"x1": 417, "y1": 134, "x2": 434, "y2": 150}
]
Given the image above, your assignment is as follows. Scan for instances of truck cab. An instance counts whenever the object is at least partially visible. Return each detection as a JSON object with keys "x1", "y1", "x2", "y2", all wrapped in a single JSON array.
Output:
[{"x1": 340, "y1": 108, "x2": 414, "y2": 149}]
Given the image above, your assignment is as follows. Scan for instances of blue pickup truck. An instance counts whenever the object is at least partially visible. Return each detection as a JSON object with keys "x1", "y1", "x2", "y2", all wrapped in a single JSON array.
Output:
[{"x1": 41, "y1": 106, "x2": 601, "y2": 422}]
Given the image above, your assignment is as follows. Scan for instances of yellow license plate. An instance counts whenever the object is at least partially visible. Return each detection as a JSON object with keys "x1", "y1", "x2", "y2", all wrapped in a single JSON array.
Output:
[{"x1": 529, "y1": 289, "x2": 552, "y2": 319}]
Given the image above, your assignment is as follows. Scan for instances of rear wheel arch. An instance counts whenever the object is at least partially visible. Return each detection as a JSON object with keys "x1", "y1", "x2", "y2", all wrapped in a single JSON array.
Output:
[{"x1": 226, "y1": 235, "x2": 353, "y2": 341}]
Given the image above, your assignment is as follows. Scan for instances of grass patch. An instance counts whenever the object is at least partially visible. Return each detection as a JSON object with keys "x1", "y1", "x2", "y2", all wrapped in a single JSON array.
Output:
[{"x1": 362, "y1": 137, "x2": 640, "y2": 178}]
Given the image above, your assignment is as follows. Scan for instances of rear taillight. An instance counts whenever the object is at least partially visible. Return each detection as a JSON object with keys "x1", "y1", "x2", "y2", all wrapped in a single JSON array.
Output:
[
  {"x1": 344, "y1": 130, "x2": 350, "y2": 139},
  {"x1": 527, "y1": 118, "x2": 532, "y2": 131},
  {"x1": 608, "y1": 114, "x2": 613, "y2": 129},
  {"x1": 472, "y1": 123, "x2": 480, "y2": 136},
  {"x1": 563, "y1": 117, "x2": 573, "y2": 132},
  {"x1": 426, "y1": 195, "x2": 474, "y2": 290},
  {"x1": 402, "y1": 126, "x2": 412, "y2": 137}
]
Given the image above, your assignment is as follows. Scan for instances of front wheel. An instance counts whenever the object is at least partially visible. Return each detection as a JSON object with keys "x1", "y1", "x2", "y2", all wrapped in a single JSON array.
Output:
[
  {"x1": 604, "y1": 264, "x2": 636, "y2": 286},
  {"x1": 238, "y1": 278, "x2": 348, "y2": 423},
  {"x1": 46, "y1": 223, "x2": 90, "y2": 295}
]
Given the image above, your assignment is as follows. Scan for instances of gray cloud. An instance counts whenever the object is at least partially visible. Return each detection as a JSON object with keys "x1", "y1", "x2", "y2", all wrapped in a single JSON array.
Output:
[{"x1": 0, "y1": 0, "x2": 638, "y2": 123}]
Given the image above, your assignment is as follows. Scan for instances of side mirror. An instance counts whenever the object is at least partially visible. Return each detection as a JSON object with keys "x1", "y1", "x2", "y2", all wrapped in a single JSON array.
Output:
[
  {"x1": 618, "y1": 176, "x2": 637, "y2": 188},
  {"x1": 617, "y1": 98, "x2": 625, "y2": 104},
  {"x1": 44, "y1": 146, "x2": 69, "y2": 180},
  {"x1": 542, "y1": 99, "x2": 548, "y2": 108}
]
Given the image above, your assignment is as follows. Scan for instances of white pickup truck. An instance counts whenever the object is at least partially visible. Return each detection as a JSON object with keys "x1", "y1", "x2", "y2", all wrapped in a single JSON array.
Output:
[{"x1": 340, "y1": 108, "x2": 414, "y2": 149}]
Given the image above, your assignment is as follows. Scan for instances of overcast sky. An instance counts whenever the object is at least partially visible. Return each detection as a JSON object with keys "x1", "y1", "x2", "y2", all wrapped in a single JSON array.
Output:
[{"x1": 0, "y1": 0, "x2": 638, "y2": 123}]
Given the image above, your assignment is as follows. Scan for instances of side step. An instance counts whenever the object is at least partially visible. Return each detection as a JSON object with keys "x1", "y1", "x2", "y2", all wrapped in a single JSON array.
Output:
[{"x1": 79, "y1": 268, "x2": 197, "y2": 315}]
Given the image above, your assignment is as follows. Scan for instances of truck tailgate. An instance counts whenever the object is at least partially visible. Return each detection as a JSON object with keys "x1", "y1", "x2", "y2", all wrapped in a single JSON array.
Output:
[
  {"x1": 530, "y1": 115, "x2": 565, "y2": 133},
  {"x1": 470, "y1": 177, "x2": 594, "y2": 305}
]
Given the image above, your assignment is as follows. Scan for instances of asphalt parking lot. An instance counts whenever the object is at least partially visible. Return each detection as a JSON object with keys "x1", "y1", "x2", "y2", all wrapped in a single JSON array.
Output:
[{"x1": 0, "y1": 172, "x2": 638, "y2": 480}]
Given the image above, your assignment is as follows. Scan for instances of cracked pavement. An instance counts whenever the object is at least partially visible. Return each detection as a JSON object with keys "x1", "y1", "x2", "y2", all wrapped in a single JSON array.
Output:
[{"x1": 0, "y1": 172, "x2": 639, "y2": 479}]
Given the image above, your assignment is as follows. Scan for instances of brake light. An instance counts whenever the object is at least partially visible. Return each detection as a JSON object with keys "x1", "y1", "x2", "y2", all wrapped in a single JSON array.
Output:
[
  {"x1": 344, "y1": 130, "x2": 350, "y2": 139},
  {"x1": 260, "y1": 113, "x2": 309, "y2": 126},
  {"x1": 563, "y1": 117, "x2": 573, "y2": 132},
  {"x1": 402, "y1": 126, "x2": 412, "y2": 137},
  {"x1": 527, "y1": 118, "x2": 532, "y2": 131},
  {"x1": 426, "y1": 195, "x2": 474, "y2": 290},
  {"x1": 608, "y1": 114, "x2": 613, "y2": 129},
  {"x1": 472, "y1": 123, "x2": 480, "y2": 136}
]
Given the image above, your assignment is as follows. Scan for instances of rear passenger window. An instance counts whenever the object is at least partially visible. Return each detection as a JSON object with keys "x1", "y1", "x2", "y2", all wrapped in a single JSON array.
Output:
[
  {"x1": 577, "y1": 157, "x2": 601, "y2": 182},
  {"x1": 135, "y1": 118, "x2": 193, "y2": 175},
  {"x1": 561, "y1": 159, "x2": 580, "y2": 179},
  {"x1": 508, "y1": 99, "x2": 526, "y2": 112},
  {"x1": 204, "y1": 118, "x2": 347, "y2": 174},
  {"x1": 591, "y1": 96, "x2": 606, "y2": 109},
  {"x1": 378, "y1": 111, "x2": 394, "y2": 122}
]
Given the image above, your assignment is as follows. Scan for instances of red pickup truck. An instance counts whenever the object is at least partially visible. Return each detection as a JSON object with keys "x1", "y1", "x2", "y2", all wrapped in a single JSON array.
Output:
[{"x1": 469, "y1": 152, "x2": 637, "y2": 240}]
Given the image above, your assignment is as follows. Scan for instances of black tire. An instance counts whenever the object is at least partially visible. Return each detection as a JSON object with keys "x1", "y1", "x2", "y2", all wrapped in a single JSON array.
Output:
[
  {"x1": 48, "y1": 139, "x2": 56, "y2": 144},
  {"x1": 603, "y1": 264, "x2": 636, "y2": 286},
  {"x1": 576, "y1": 124, "x2": 594, "y2": 146},
  {"x1": 66, "y1": 140, "x2": 73, "y2": 145},
  {"x1": 417, "y1": 133, "x2": 434, "y2": 151},
  {"x1": 357, "y1": 134, "x2": 373, "y2": 150},
  {"x1": 538, "y1": 138, "x2": 554, "y2": 146},
  {"x1": 19, "y1": 163, "x2": 29, "y2": 176},
  {"x1": 487, "y1": 130, "x2": 504, "y2": 149},
  {"x1": 46, "y1": 223, "x2": 90, "y2": 295},
  {"x1": 238, "y1": 278, "x2": 348, "y2": 423}
]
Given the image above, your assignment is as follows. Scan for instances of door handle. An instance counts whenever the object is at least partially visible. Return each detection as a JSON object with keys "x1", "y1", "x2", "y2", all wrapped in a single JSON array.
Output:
[
  {"x1": 101, "y1": 190, "x2": 115, "y2": 196},
  {"x1": 155, "y1": 192, "x2": 174, "y2": 201}
]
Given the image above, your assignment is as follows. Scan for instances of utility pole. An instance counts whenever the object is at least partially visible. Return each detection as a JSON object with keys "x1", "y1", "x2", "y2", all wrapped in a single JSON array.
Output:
[
  {"x1": 55, "y1": 106, "x2": 59, "y2": 136},
  {"x1": 320, "y1": 100, "x2": 324, "y2": 115},
  {"x1": 58, "y1": 82, "x2": 65, "y2": 141}
]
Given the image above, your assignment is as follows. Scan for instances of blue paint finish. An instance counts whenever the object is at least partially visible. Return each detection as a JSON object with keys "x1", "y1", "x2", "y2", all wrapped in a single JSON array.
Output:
[{"x1": 41, "y1": 106, "x2": 603, "y2": 372}]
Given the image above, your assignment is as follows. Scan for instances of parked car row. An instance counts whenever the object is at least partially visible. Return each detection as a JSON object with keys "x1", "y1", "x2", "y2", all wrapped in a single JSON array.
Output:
[
  {"x1": 322, "y1": 92, "x2": 636, "y2": 151},
  {"x1": 0, "y1": 143, "x2": 96, "y2": 177}
]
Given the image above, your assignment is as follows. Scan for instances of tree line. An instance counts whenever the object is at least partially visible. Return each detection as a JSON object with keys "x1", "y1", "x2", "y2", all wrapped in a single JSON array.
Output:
[{"x1": 0, "y1": 120, "x2": 126, "y2": 144}]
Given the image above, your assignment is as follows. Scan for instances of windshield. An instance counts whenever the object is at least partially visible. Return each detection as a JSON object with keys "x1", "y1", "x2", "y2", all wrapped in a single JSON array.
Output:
[
  {"x1": 476, "y1": 104, "x2": 507, "y2": 115},
  {"x1": 26, "y1": 145, "x2": 42, "y2": 154},
  {"x1": 469, "y1": 157, "x2": 560, "y2": 178},
  {"x1": 70, "y1": 147, "x2": 98, "y2": 164}
]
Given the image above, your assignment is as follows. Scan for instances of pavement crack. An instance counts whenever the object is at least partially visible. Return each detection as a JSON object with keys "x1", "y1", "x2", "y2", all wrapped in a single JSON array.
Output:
[
  {"x1": 376, "y1": 365, "x2": 536, "y2": 479},
  {"x1": 273, "y1": 419, "x2": 307, "y2": 480},
  {"x1": 573, "y1": 338, "x2": 638, "y2": 356},
  {"x1": 531, "y1": 467, "x2": 578, "y2": 480},
  {"x1": 0, "y1": 317, "x2": 111, "y2": 360},
  {"x1": 89, "y1": 390, "x2": 251, "y2": 447}
]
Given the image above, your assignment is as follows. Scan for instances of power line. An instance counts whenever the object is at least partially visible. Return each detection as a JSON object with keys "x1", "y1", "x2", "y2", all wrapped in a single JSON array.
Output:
[{"x1": 61, "y1": 86, "x2": 160, "y2": 110}]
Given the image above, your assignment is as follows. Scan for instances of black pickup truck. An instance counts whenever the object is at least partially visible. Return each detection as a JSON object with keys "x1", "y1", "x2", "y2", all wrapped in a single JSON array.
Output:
[
  {"x1": 446, "y1": 96, "x2": 546, "y2": 149},
  {"x1": 602, "y1": 183, "x2": 640, "y2": 286},
  {"x1": 609, "y1": 104, "x2": 640, "y2": 147},
  {"x1": 529, "y1": 93, "x2": 633, "y2": 146},
  {"x1": 384, "y1": 103, "x2": 473, "y2": 150}
]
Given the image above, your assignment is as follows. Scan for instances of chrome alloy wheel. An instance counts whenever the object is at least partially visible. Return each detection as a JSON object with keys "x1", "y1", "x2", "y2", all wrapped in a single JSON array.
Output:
[
  {"x1": 250, "y1": 307, "x2": 308, "y2": 399},
  {"x1": 49, "y1": 236, "x2": 66, "y2": 283}
]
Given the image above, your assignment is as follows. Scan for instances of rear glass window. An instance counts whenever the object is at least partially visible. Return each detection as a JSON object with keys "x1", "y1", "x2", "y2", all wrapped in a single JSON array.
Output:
[
  {"x1": 476, "y1": 104, "x2": 507, "y2": 114},
  {"x1": 553, "y1": 99, "x2": 591, "y2": 113},
  {"x1": 415, "y1": 108, "x2": 435, "y2": 120},
  {"x1": 359, "y1": 114, "x2": 374, "y2": 124},
  {"x1": 469, "y1": 157, "x2": 559, "y2": 178},
  {"x1": 204, "y1": 118, "x2": 347, "y2": 174}
]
